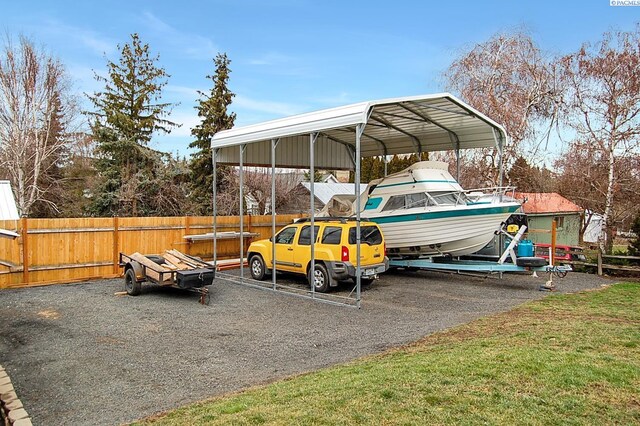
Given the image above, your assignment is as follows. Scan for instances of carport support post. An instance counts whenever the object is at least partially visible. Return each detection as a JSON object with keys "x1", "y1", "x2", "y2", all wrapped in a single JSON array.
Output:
[
  {"x1": 355, "y1": 123, "x2": 364, "y2": 308},
  {"x1": 239, "y1": 144, "x2": 246, "y2": 278},
  {"x1": 493, "y1": 128, "x2": 505, "y2": 189},
  {"x1": 212, "y1": 148, "x2": 218, "y2": 266},
  {"x1": 309, "y1": 132, "x2": 318, "y2": 297},
  {"x1": 271, "y1": 138, "x2": 279, "y2": 290},
  {"x1": 455, "y1": 146, "x2": 460, "y2": 180}
]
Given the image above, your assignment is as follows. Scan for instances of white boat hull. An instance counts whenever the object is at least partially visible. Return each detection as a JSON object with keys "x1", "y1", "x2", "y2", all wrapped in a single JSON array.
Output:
[{"x1": 366, "y1": 204, "x2": 519, "y2": 257}]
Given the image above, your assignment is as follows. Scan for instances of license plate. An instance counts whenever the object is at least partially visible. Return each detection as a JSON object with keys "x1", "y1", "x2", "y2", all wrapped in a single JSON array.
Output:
[{"x1": 363, "y1": 268, "x2": 375, "y2": 276}]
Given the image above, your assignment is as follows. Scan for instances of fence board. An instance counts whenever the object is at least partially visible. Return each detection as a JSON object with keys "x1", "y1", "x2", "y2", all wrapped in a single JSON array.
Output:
[{"x1": 0, "y1": 215, "x2": 301, "y2": 289}]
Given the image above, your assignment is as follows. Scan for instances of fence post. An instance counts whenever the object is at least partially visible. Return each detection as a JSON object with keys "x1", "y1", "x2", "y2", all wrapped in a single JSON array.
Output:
[
  {"x1": 551, "y1": 219, "x2": 557, "y2": 266},
  {"x1": 184, "y1": 216, "x2": 192, "y2": 255},
  {"x1": 597, "y1": 249, "x2": 603, "y2": 276},
  {"x1": 21, "y1": 217, "x2": 29, "y2": 285},
  {"x1": 113, "y1": 217, "x2": 120, "y2": 275}
]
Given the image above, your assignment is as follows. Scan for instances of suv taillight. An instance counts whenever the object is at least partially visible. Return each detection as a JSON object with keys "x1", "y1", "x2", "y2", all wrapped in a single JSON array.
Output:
[{"x1": 341, "y1": 245, "x2": 349, "y2": 262}]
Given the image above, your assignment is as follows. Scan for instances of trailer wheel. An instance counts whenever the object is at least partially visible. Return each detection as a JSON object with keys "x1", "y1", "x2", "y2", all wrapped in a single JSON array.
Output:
[
  {"x1": 249, "y1": 255, "x2": 267, "y2": 281},
  {"x1": 124, "y1": 268, "x2": 141, "y2": 296}
]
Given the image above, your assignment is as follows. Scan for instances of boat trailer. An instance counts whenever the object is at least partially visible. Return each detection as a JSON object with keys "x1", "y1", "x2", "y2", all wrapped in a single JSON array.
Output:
[{"x1": 388, "y1": 225, "x2": 571, "y2": 291}]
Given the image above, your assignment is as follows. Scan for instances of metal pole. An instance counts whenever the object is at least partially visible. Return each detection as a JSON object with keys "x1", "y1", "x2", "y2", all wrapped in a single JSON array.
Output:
[
  {"x1": 212, "y1": 148, "x2": 218, "y2": 266},
  {"x1": 493, "y1": 129, "x2": 504, "y2": 187},
  {"x1": 384, "y1": 155, "x2": 388, "y2": 177},
  {"x1": 271, "y1": 138, "x2": 279, "y2": 290},
  {"x1": 493, "y1": 128, "x2": 505, "y2": 202},
  {"x1": 455, "y1": 146, "x2": 460, "y2": 180},
  {"x1": 355, "y1": 123, "x2": 363, "y2": 308},
  {"x1": 239, "y1": 144, "x2": 245, "y2": 278},
  {"x1": 309, "y1": 132, "x2": 317, "y2": 297}
]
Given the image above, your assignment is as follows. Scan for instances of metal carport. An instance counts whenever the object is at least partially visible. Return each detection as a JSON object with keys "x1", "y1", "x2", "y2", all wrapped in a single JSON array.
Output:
[{"x1": 210, "y1": 93, "x2": 508, "y2": 308}]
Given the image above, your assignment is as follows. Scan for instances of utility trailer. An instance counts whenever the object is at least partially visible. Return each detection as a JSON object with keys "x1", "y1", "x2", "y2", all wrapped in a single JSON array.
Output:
[
  {"x1": 119, "y1": 251, "x2": 215, "y2": 304},
  {"x1": 387, "y1": 225, "x2": 572, "y2": 291}
]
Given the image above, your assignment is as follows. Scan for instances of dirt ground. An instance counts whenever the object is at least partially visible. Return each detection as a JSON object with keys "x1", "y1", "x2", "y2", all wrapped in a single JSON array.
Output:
[{"x1": 0, "y1": 269, "x2": 611, "y2": 425}]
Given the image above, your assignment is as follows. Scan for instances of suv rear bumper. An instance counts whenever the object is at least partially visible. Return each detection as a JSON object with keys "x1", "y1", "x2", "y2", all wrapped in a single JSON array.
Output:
[{"x1": 325, "y1": 257, "x2": 389, "y2": 285}]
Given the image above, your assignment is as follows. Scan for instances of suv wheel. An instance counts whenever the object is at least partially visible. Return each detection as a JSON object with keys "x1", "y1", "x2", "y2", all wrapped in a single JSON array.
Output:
[
  {"x1": 249, "y1": 255, "x2": 267, "y2": 281},
  {"x1": 309, "y1": 263, "x2": 331, "y2": 293}
]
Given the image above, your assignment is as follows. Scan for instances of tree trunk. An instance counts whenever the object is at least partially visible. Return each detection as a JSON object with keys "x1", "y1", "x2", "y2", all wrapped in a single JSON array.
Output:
[{"x1": 601, "y1": 146, "x2": 616, "y2": 254}]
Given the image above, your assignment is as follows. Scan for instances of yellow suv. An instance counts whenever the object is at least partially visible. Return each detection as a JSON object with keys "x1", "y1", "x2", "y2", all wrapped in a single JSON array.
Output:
[{"x1": 247, "y1": 218, "x2": 388, "y2": 292}]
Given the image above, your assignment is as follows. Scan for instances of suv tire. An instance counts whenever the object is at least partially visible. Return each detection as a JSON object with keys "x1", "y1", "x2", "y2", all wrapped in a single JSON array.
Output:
[
  {"x1": 309, "y1": 263, "x2": 331, "y2": 293},
  {"x1": 249, "y1": 254, "x2": 267, "y2": 281}
]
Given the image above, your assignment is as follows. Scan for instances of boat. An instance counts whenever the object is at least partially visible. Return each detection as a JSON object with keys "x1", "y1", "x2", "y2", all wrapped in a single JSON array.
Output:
[{"x1": 318, "y1": 161, "x2": 522, "y2": 257}]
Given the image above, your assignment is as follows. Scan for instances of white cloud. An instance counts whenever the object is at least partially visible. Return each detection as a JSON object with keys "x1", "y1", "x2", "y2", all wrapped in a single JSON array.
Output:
[
  {"x1": 141, "y1": 12, "x2": 218, "y2": 60},
  {"x1": 165, "y1": 84, "x2": 200, "y2": 99},
  {"x1": 40, "y1": 19, "x2": 116, "y2": 56},
  {"x1": 165, "y1": 109, "x2": 199, "y2": 138}
]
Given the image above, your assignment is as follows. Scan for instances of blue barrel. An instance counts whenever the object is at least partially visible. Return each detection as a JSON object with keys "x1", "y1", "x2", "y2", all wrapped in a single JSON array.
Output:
[{"x1": 517, "y1": 240, "x2": 534, "y2": 257}]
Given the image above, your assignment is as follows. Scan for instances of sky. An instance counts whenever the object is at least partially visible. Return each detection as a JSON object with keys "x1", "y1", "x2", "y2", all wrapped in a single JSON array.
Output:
[{"x1": 3, "y1": 0, "x2": 639, "y2": 156}]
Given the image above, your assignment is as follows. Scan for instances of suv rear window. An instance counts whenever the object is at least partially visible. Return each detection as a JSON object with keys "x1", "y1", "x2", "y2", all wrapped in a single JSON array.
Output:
[
  {"x1": 321, "y1": 226, "x2": 342, "y2": 244},
  {"x1": 348, "y1": 226, "x2": 382, "y2": 245}
]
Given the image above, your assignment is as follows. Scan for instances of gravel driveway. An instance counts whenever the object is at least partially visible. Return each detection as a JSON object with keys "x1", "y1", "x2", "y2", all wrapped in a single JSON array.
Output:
[{"x1": 0, "y1": 269, "x2": 610, "y2": 425}]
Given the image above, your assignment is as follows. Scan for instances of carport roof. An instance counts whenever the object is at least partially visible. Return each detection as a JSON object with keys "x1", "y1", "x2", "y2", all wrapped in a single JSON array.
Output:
[{"x1": 211, "y1": 93, "x2": 507, "y2": 169}]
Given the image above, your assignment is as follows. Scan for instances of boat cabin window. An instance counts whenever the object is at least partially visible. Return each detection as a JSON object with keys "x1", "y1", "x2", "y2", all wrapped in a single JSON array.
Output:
[
  {"x1": 428, "y1": 191, "x2": 466, "y2": 205},
  {"x1": 407, "y1": 192, "x2": 428, "y2": 208},
  {"x1": 382, "y1": 195, "x2": 405, "y2": 211},
  {"x1": 382, "y1": 192, "x2": 428, "y2": 211}
]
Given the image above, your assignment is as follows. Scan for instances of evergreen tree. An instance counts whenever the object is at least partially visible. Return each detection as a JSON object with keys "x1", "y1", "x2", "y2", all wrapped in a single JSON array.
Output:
[
  {"x1": 190, "y1": 53, "x2": 236, "y2": 215},
  {"x1": 87, "y1": 33, "x2": 178, "y2": 216}
]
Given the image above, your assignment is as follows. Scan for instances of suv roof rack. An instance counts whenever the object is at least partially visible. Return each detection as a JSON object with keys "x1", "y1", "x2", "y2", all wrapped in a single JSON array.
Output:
[{"x1": 294, "y1": 217, "x2": 359, "y2": 224}]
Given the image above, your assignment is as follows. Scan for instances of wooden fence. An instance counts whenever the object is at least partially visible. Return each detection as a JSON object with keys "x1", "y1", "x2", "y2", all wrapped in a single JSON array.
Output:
[{"x1": 0, "y1": 214, "x2": 301, "y2": 289}]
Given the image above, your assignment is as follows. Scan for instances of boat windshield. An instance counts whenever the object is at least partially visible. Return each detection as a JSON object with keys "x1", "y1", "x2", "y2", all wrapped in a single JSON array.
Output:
[
  {"x1": 381, "y1": 191, "x2": 468, "y2": 211},
  {"x1": 429, "y1": 191, "x2": 468, "y2": 205},
  {"x1": 382, "y1": 192, "x2": 429, "y2": 211}
]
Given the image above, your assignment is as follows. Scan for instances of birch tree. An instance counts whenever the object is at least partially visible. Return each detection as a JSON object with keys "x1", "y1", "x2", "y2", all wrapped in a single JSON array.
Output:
[
  {"x1": 560, "y1": 26, "x2": 640, "y2": 253},
  {"x1": 0, "y1": 36, "x2": 76, "y2": 216},
  {"x1": 445, "y1": 31, "x2": 562, "y2": 186}
]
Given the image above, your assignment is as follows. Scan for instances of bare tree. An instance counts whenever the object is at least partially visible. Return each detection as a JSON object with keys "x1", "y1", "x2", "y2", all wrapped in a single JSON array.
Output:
[
  {"x1": 244, "y1": 168, "x2": 302, "y2": 215},
  {"x1": 560, "y1": 26, "x2": 640, "y2": 252},
  {"x1": 0, "y1": 35, "x2": 77, "y2": 216},
  {"x1": 555, "y1": 141, "x2": 640, "y2": 243},
  {"x1": 444, "y1": 31, "x2": 562, "y2": 186}
]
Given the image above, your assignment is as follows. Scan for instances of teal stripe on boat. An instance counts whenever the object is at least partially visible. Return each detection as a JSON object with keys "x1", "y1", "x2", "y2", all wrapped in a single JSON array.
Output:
[
  {"x1": 365, "y1": 205, "x2": 520, "y2": 224},
  {"x1": 376, "y1": 179, "x2": 458, "y2": 189}
]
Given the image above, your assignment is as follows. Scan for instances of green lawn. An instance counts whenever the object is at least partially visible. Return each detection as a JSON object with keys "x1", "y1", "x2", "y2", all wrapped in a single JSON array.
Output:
[{"x1": 136, "y1": 283, "x2": 640, "y2": 425}]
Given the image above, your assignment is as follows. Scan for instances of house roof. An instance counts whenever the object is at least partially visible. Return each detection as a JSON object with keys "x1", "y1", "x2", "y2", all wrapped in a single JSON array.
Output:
[
  {"x1": 300, "y1": 182, "x2": 366, "y2": 205},
  {"x1": 211, "y1": 93, "x2": 507, "y2": 169},
  {"x1": 0, "y1": 181, "x2": 19, "y2": 220},
  {"x1": 514, "y1": 192, "x2": 583, "y2": 215}
]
